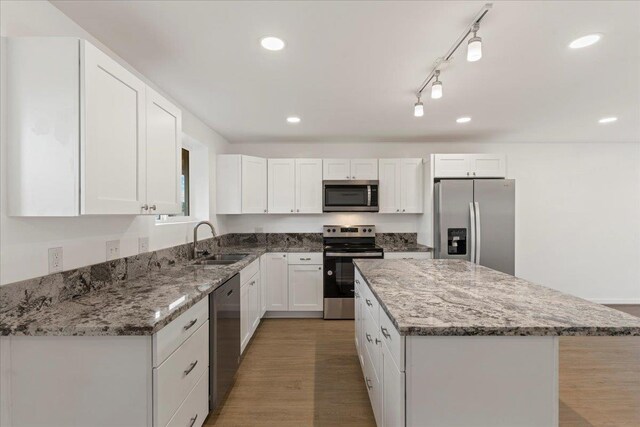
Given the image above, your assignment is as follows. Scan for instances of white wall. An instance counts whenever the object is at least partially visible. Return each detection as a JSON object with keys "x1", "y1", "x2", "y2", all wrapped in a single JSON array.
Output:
[
  {"x1": 0, "y1": 1, "x2": 231, "y2": 285},
  {"x1": 227, "y1": 141, "x2": 640, "y2": 304}
]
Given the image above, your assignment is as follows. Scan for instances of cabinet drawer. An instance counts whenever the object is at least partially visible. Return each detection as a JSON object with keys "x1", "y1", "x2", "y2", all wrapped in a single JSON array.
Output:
[
  {"x1": 153, "y1": 298, "x2": 208, "y2": 366},
  {"x1": 166, "y1": 368, "x2": 208, "y2": 427},
  {"x1": 356, "y1": 273, "x2": 379, "y2": 325},
  {"x1": 380, "y1": 309, "x2": 405, "y2": 371},
  {"x1": 384, "y1": 252, "x2": 432, "y2": 260},
  {"x1": 364, "y1": 340, "x2": 383, "y2": 426},
  {"x1": 154, "y1": 321, "x2": 209, "y2": 427},
  {"x1": 241, "y1": 258, "x2": 260, "y2": 285},
  {"x1": 287, "y1": 252, "x2": 323, "y2": 265}
]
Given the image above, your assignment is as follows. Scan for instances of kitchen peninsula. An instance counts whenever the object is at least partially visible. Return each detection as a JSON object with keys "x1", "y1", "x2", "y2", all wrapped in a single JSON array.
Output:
[{"x1": 353, "y1": 259, "x2": 640, "y2": 427}]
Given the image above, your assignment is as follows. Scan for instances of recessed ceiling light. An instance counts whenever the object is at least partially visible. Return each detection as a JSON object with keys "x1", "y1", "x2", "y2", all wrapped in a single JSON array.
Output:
[
  {"x1": 598, "y1": 117, "x2": 617, "y2": 124},
  {"x1": 456, "y1": 117, "x2": 471, "y2": 123},
  {"x1": 569, "y1": 34, "x2": 602, "y2": 49},
  {"x1": 260, "y1": 36, "x2": 285, "y2": 51},
  {"x1": 286, "y1": 116, "x2": 301, "y2": 124}
]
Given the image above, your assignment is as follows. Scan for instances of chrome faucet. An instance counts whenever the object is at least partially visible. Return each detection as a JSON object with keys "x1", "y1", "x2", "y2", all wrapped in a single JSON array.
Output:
[{"x1": 193, "y1": 221, "x2": 216, "y2": 259}]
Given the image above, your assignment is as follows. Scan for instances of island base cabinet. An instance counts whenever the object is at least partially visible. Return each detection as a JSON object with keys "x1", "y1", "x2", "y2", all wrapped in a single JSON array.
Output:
[
  {"x1": 405, "y1": 336, "x2": 559, "y2": 427},
  {"x1": 382, "y1": 342, "x2": 405, "y2": 427}
]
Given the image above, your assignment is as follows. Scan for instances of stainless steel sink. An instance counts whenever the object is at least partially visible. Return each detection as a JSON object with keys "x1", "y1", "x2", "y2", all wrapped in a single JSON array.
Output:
[{"x1": 192, "y1": 253, "x2": 249, "y2": 266}]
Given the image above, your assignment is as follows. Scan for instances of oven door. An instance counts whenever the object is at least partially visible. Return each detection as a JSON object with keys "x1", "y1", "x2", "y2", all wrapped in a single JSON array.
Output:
[
  {"x1": 323, "y1": 251, "x2": 383, "y2": 299},
  {"x1": 323, "y1": 180, "x2": 379, "y2": 212}
]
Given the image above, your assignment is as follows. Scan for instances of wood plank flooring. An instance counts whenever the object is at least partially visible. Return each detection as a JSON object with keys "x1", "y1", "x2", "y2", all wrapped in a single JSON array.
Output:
[{"x1": 206, "y1": 306, "x2": 639, "y2": 427}]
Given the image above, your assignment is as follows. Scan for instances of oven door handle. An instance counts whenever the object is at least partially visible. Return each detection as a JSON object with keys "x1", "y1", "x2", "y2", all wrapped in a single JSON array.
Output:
[
  {"x1": 367, "y1": 185, "x2": 371, "y2": 207},
  {"x1": 325, "y1": 252, "x2": 383, "y2": 258}
]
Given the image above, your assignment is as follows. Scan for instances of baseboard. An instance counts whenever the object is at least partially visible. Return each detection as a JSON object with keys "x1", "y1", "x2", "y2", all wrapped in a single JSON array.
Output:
[
  {"x1": 264, "y1": 311, "x2": 324, "y2": 319},
  {"x1": 587, "y1": 299, "x2": 640, "y2": 305}
]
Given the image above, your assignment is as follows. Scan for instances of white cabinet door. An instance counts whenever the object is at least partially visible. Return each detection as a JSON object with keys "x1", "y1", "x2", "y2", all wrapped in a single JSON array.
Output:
[
  {"x1": 216, "y1": 155, "x2": 242, "y2": 214},
  {"x1": 382, "y1": 342, "x2": 405, "y2": 427},
  {"x1": 146, "y1": 89, "x2": 182, "y2": 215},
  {"x1": 378, "y1": 159, "x2": 401, "y2": 213},
  {"x1": 433, "y1": 154, "x2": 472, "y2": 178},
  {"x1": 266, "y1": 253, "x2": 289, "y2": 311},
  {"x1": 248, "y1": 274, "x2": 260, "y2": 333},
  {"x1": 241, "y1": 155, "x2": 267, "y2": 213},
  {"x1": 82, "y1": 41, "x2": 147, "y2": 214},
  {"x1": 240, "y1": 282, "x2": 249, "y2": 353},
  {"x1": 295, "y1": 159, "x2": 323, "y2": 213},
  {"x1": 470, "y1": 154, "x2": 506, "y2": 178},
  {"x1": 260, "y1": 255, "x2": 268, "y2": 317},
  {"x1": 268, "y1": 159, "x2": 295, "y2": 213},
  {"x1": 323, "y1": 159, "x2": 351, "y2": 180},
  {"x1": 287, "y1": 265, "x2": 323, "y2": 311},
  {"x1": 400, "y1": 158, "x2": 423, "y2": 213},
  {"x1": 351, "y1": 159, "x2": 378, "y2": 180}
]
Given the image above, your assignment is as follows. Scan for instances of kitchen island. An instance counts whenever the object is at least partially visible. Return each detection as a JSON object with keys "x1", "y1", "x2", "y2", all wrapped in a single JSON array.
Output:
[{"x1": 353, "y1": 259, "x2": 640, "y2": 427}]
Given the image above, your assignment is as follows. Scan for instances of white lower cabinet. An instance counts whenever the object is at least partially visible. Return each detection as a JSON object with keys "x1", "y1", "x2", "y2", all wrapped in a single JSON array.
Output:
[
  {"x1": 265, "y1": 253, "x2": 289, "y2": 310},
  {"x1": 240, "y1": 259, "x2": 262, "y2": 354},
  {"x1": 355, "y1": 268, "x2": 406, "y2": 427},
  {"x1": 288, "y1": 264, "x2": 323, "y2": 311},
  {"x1": 166, "y1": 368, "x2": 208, "y2": 427}
]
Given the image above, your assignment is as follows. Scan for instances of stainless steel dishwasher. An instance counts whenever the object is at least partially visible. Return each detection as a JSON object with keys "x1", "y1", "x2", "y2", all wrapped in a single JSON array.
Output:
[{"x1": 209, "y1": 273, "x2": 240, "y2": 412}]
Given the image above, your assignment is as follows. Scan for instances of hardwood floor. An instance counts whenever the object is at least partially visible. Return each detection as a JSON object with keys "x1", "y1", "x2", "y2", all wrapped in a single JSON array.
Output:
[{"x1": 206, "y1": 307, "x2": 639, "y2": 427}]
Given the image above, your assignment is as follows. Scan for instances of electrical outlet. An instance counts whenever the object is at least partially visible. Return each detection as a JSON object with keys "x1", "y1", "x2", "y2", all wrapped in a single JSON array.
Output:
[
  {"x1": 48, "y1": 247, "x2": 63, "y2": 273},
  {"x1": 138, "y1": 237, "x2": 149, "y2": 254},
  {"x1": 106, "y1": 240, "x2": 120, "y2": 261}
]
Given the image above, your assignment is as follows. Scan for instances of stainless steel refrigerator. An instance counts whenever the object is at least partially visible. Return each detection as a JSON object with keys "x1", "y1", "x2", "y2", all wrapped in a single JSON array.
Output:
[{"x1": 434, "y1": 179, "x2": 515, "y2": 275}]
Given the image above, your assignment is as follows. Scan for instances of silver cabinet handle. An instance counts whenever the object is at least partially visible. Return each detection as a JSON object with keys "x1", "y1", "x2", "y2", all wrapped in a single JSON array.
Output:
[
  {"x1": 149, "y1": 205, "x2": 156, "y2": 210},
  {"x1": 375, "y1": 338, "x2": 381, "y2": 345},
  {"x1": 381, "y1": 327, "x2": 391, "y2": 338},
  {"x1": 366, "y1": 333, "x2": 372, "y2": 343},
  {"x1": 300, "y1": 257, "x2": 311, "y2": 261},
  {"x1": 188, "y1": 414, "x2": 198, "y2": 427},
  {"x1": 184, "y1": 360, "x2": 198, "y2": 376},
  {"x1": 366, "y1": 299, "x2": 372, "y2": 307},
  {"x1": 141, "y1": 204, "x2": 149, "y2": 210},
  {"x1": 366, "y1": 377, "x2": 373, "y2": 390},
  {"x1": 469, "y1": 202, "x2": 477, "y2": 264},
  {"x1": 183, "y1": 318, "x2": 198, "y2": 331}
]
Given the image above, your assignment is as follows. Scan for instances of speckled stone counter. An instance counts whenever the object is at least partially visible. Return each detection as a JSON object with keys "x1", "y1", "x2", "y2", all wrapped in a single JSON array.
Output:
[{"x1": 354, "y1": 259, "x2": 640, "y2": 336}]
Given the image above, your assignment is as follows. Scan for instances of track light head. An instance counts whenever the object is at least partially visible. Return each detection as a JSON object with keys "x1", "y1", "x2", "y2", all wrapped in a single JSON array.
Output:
[
  {"x1": 431, "y1": 70, "x2": 443, "y2": 99},
  {"x1": 414, "y1": 95, "x2": 424, "y2": 117},
  {"x1": 467, "y1": 23, "x2": 482, "y2": 62}
]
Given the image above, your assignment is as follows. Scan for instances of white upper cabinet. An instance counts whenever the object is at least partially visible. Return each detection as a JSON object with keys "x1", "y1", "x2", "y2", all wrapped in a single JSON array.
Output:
[
  {"x1": 82, "y1": 41, "x2": 147, "y2": 215},
  {"x1": 434, "y1": 154, "x2": 506, "y2": 178},
  {"x1": 216, "y1": 155, "x2": 242, "y2": 214},
  {"x1": 323, "y1": 159, "x2": 378, "y2": 180},
  {"x1": 323, "y1": 159, "x2": 351, "y2": 180},
  {"x1": 378, "y1": 159, "x2": 401, "y2": 213},
  {"x1": 7, "y1": 38, "x2": 181, "y2": 216},
  {"x1": 267, "y1": 158, "x2": 322, "y2": 214},
  {"x1": 241, "y1": 155, "x2": 268, "y2": 213},
  {"x1": 145, "y1": 89, "x2": 182, "y2": 215},
  {"x1": 268, "y1": 159, "x2": 296, "y2": 213},
  {"x1": 378, "y1": 159, "x2": 423, "y2": 213},
  {"x1": 350, "y1": 159, "x2": 379, "y2": 180},
  {"x1": 295, "y1": 159, "x2": 323, "y2": 213}
]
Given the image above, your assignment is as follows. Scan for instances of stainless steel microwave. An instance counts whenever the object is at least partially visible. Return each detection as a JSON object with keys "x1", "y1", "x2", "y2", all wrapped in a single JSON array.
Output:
[{"x1": 323, "y1": 180, "x2": 379, "y2": 212}]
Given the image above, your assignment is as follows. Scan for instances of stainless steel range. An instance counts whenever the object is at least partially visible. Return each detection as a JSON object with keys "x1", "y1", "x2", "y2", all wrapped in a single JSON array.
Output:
[{"x1": 323, "y1": 225, "x2": 383, "y2": 319}]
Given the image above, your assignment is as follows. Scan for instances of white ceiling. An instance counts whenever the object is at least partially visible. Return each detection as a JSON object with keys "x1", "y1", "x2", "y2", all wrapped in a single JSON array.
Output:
[{"x1": 52, "y1": 0, "x2": 640, "y2": 143}]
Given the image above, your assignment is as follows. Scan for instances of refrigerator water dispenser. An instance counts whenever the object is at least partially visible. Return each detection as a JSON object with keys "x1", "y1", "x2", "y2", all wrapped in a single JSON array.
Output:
[{"x1": 447, "y1": 228, "x2": 467, "y2": 255}]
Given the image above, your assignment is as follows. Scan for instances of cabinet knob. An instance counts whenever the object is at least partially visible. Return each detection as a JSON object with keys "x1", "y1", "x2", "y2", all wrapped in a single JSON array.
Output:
[
  {"x1": 141, "y1": 204, "x2": 149, "y2": 210},
  {"x1": 297, "y1": 209, "x2": 300, "y2": 212},
  {"x1": 149, "y1": 205, "x2": 156, "y2": 210},
  {"x1": 473, "y1": 172, "x2": 476, "y2": 176},
  {"x1": 396, "y1": 209, "x2": 399, "y2": 212},
  {"x1": 352, "y1": 176, "x2": 355, "y2": 179},
  {"x1": 290, "y1": 209, "x2": 293, "y2": 212},
  {"x1": 264, "y1": 209, "x2": 267, "y2": 213},
  {"x1": 283, "y1": 254, "x2": 286, "y2": 258},
  {"x1": 467, "y1": 171, "x2": 470, "y2": 176},
  {"x1": 346, "y1": 176, "x2": 350, "y2": 179},
  {"x1": 318, "y1": 267, "x2": 321, "y2": 270},
  {"x1": 402, "y1": 209, "x2": 405, "y2": 212}
]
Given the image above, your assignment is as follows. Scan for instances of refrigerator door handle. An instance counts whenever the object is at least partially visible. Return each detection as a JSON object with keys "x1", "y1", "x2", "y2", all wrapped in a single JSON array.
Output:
[
  {"x1": 469, "y1": 202, "x2": 476, "y2": 264},
  {"x1": 475, "y1": 201, "x2": 481, "y2": 265}
]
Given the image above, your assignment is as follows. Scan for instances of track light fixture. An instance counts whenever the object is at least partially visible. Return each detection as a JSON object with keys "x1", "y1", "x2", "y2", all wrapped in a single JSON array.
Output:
[
  {"x1": 414, "y1": 95, "x2": 424, "y2": 117},
  {"x1": 431, "y1": 70, "x2": 442, "y2": 99},
  {"x1": 412, "y1": 3, "x2": 492, "y2": 116}
]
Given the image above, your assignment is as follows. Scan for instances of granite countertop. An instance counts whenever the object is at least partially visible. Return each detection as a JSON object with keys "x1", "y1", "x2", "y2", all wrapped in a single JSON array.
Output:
[
  {"x1": 0, "y1": 238, "x2": 431, "y2": 337},
  {"x1": 381, "y1": 243, "x2": 432, "y2": 252},
  {"x1": 354, "y1": 259, "x2": 640, "y2": 337}
]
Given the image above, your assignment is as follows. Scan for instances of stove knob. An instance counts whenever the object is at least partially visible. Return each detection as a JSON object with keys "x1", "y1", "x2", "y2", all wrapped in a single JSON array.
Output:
[
  {"x1": 332, "y1": 228, "x2": 336, "y2": 232},
  {"x1": 327, "y1": 270, "x2": 333, "y2": 276}
]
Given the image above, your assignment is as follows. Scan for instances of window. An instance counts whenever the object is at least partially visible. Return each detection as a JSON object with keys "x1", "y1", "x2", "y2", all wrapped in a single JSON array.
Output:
[{"x1": 156, "y1": 133, "x2": 209, "y2": 224}]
